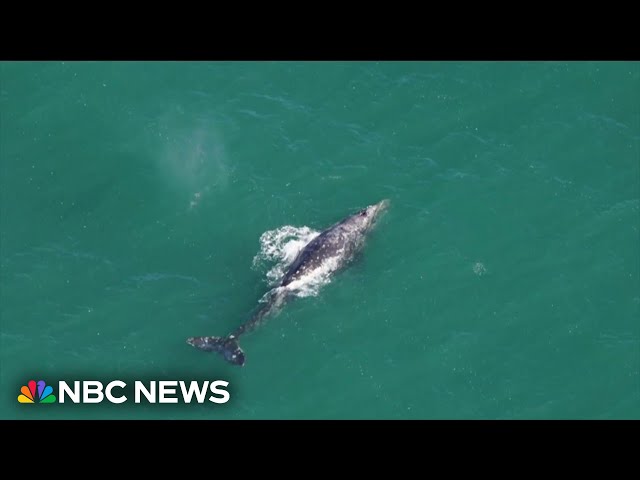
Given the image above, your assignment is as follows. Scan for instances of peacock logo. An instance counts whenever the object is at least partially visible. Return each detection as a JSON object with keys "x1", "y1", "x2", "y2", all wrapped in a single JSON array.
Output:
[{"x1": 18, "y1": 380, "x2": 56, "y2": 404}]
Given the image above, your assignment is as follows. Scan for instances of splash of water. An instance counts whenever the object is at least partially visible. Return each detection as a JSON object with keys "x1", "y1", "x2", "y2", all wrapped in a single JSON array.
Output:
[
  {"x1": 252, "y1": 225, "x2": 319, "y2": 283},
  {"x1": 282, "y1": 254, "x2": 343, "y2": 298},
  {"x1": 252, "y1": 225, "x2": 340, "y2": 299}
]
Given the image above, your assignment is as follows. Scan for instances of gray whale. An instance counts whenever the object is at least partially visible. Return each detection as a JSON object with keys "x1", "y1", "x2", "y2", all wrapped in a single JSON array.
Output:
[{"x1": 187, "y1": 199, "x2": 389, "y2": 366}]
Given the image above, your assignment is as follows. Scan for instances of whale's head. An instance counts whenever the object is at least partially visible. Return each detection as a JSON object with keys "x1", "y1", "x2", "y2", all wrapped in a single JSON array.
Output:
[{"x1": 351, "y1": 199, "x2": 390, "y2": 234}]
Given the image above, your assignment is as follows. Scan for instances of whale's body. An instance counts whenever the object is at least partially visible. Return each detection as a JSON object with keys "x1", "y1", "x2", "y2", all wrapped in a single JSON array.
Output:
[{"x1": 187, "y1": 199, "x2": 389, "y2": 366}]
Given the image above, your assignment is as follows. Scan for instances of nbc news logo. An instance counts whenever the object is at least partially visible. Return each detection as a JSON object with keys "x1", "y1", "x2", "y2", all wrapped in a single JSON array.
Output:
[{"x1": 17, "y1": 378, "x2": 230, "y2": 404}]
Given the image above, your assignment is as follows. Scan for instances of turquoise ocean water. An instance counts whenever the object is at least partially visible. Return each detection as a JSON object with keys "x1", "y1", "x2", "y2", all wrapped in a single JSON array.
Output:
[{"x1": 0, "y1": 61, "x2": 638, "y2": 419}]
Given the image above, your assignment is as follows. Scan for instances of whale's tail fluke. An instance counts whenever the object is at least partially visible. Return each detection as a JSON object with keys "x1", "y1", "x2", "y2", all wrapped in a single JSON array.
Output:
[{"x1": 186, "y1": 335, "x2": 245, "y2": 366}]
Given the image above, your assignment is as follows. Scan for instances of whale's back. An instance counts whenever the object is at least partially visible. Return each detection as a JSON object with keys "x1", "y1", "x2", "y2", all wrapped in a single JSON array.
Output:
[{"x1": 280, "y1": 223, "x2": 357, "y2": 285}]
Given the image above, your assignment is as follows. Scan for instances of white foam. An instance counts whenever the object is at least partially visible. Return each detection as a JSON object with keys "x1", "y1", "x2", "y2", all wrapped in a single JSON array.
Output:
[
  {"x1": 282, "y1": 253, "x2": 343, "y2": 298},
  {"x1": 252, "y1": 225, "x2": 338, "y2": 298}
]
